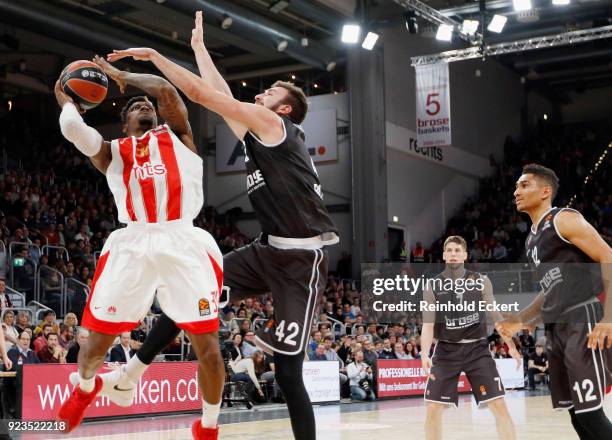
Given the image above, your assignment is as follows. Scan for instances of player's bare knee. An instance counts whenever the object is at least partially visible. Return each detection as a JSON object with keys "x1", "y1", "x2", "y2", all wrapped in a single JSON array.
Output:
[{"x1": 426, "y1": 402, "x2": 445, "y2": 416}]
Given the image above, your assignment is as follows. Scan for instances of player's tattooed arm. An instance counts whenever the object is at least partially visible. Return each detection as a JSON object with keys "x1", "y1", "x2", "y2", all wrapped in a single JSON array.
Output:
[
  {"x1": 93, "y1": 55, "x2": 196, "y2": 155},
  {"x1": 555, "y1": 210, "x2": 612, "y2": 348}
]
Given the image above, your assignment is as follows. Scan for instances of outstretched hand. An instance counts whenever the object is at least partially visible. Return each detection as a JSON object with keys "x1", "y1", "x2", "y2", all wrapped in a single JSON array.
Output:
[
  {"x1": 495, "y1": 314, "x2": 523, "y2": 340},
  {"x1": 93, "y1": 55, "x2": 126, "y2": 93},
  {"x1": 588, "y1": 322, "x2": 612, "y2": 350},
  {"x1": 54, "y1": 80, "x2": 84, "y2": 113},
  {"x1": 191, "y1": 11, "x2": 205, "y2": 48},
  {"x1": 107, "y1": 48, "x2": 158, "y2": 63}
]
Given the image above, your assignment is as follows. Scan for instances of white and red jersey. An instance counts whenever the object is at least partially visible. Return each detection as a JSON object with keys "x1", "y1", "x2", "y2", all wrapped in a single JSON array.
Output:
[{"x1": 106, "y1": 124, "x2": 203, "y2": 223}]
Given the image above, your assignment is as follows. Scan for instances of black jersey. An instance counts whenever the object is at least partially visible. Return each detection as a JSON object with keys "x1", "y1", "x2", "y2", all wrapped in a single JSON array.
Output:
[
  {"x1": 525, "y1": 207, "x2": 601, "y2": 323},
  {"x1": 432, "y1": 269, "x2": 488, "y2": 342},
  {"x1": 242, "y1": 116, "x2": 339, "y2": 242}
]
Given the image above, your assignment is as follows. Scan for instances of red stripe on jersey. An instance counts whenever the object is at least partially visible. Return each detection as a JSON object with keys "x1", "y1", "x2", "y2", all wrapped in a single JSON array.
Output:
[
  {"x1": 157, "y1": 131, "x2": 182, "y2": 220},
  {"x1": 118, "y1": 138, "x2": 137, "y2": 221},
  {"x1": 133, "y1": 134, "x2": 157, "y2": 223}
]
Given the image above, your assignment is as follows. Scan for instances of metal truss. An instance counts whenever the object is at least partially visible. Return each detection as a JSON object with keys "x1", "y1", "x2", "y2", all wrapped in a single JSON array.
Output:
[
  {"x1": 411, "y1": 25, "x2": 612, "y2": 66},
  {"x1": 392, "y1": 0, "x2": 477, "y2": 43}
]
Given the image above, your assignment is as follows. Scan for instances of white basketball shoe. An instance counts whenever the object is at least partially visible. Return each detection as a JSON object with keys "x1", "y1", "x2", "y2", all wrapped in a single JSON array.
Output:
[{"x1": 69, "y1": 365, "x2": 136, "y2": 407}]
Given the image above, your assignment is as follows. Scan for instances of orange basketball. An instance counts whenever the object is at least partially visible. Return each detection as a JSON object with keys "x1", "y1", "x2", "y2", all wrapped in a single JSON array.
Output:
[{"x1": 60, "y1": 60, "x2": 108, "y2": 110}]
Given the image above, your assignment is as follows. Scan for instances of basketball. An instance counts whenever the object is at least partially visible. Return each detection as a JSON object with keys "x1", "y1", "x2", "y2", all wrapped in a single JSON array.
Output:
[{"x1": 60, "y1": 60, "x2": 108, "y2": 110}]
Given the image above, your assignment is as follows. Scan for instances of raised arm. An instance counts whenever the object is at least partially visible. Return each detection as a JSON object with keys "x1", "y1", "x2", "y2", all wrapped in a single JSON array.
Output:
[
  {"x1": 93, "y1": 56, "x2": 197, "y2": 154},
  {"x1": 107, "y1": 48, "x2": 284, "y2": 144},
  {"x1": 54, "y1": 81, "x2": 111, "y2": 174}
]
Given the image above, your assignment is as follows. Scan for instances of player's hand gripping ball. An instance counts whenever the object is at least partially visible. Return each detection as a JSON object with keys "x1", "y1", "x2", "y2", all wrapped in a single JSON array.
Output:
[{"x1": 60, "y1": 60, "x2": 108, "y2": 110}]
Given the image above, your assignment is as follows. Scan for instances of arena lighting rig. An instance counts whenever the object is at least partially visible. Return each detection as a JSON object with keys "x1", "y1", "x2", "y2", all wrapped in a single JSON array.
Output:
[{"x1": 393, "y1": 0, "x2": 612, "y2": 66}]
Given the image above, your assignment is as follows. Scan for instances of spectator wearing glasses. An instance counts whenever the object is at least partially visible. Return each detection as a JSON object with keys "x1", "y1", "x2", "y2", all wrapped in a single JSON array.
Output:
[
  {"x1": 14, "y1": 311, "x2": 34, "y2": 334},
  {"x1": 241, "y1": 331, "x2": 257, "y2": 358}
]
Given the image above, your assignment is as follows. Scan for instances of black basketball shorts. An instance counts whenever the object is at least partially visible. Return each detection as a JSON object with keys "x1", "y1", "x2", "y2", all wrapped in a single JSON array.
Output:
[
  {"x1": 425, "y1": 339, "x2": 505, "y2": 407},
  {"x1": 546, "y1": 301, "x2": 612, "y2": 413},
  {"x1": 223, "y1": 238, "x2": 328, "y2": 355}
]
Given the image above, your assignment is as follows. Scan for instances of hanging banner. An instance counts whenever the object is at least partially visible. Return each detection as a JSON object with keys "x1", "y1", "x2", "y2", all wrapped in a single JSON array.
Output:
[{"x1": 415, "y1": 62, "x2": 451, "y2": 147}]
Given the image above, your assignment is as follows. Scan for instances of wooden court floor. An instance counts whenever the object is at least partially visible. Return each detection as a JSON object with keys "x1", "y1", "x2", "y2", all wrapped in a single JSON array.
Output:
[{"x1": 20, "y1": 391, "x2": 612, "y2": 440}]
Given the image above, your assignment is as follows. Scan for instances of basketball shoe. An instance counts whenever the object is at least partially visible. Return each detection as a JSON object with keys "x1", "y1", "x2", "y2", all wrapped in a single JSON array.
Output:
[
  {"x1": 192, "y1": 420, "x2": 219, "y2": 440},
  {"x1": 57, "y1": 375, "x2": 103, "y2": 432},
  {"x1": 69, "y1": 365, "x2": 136, "y2": 407}
]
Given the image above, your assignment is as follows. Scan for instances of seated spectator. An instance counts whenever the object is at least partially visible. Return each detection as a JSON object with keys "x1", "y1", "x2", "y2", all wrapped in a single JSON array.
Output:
[
  {"x1": 33, "y1": 324, "x2": 53, "y2": 353},
  {"x1": 66, "y1": 328, "x2": 88, "y2": 363},
  {"x1": 227, "y1": 338, "x2": 264, "y2": 399},
  {"x1": 110, "y1": 331, "x2": 135, "y2": 363},
  {"x1": 347, "y1": 350, "x2": 375, "y2": 401},
  {"x1": 0, "y1": 279, "x2": 12, "y2": 312},
  {"x1": 312, "y1": 344, "x2": 328, "y2": 361},
  {"x1": 241, "y1": 331, "x2": 257, "y2": 358},
  {"x1": 527, "y1": 344, "x2": 549, "y2": 390},
  {"x1": 7, "y1": 331, "x2": 38, "y2": 367},
  {"x1": 14, "y1": 311, "x2": 34, "y2": 334},
  {"x1": 362, "y1": 340, "x2": 378, "y2": 367},
  {"x1": 2, "y1": 311, "x2": 19, "y2": 350},
  {"x1": 519, "y1": 328, "x2": 535, "y2": 356},
  {"x1": 378, "y1": 338, "x2": 395, "y2": 359},
  {"x1": 58, "y1": 324, "x2": 74, "y2": 351},
  {"x1": 63, "y1": 312, "x2": 78, "y2": 331},
  {"x1": 307, "y1": 330, "x2": 323, "y2": 358},
  {"x1": 393, "y1": 342, "x2": 411, "y2": 360},
  {"x1": 37, "y1": 332, "x2": 67, "y2": 363},
  {"x1": 33, "y1": 310, "x2": 59, "y2": 336},
  {"x1": 405, "y1": 342, "x2": 420, "y2": 360}
]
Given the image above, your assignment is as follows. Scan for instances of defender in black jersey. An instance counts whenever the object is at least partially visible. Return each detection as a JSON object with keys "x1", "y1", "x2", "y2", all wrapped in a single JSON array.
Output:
[
  {"x1": 421, "y1": 236, "x2": 519, "y2": 440},
  {"x1": 105, "y1": 23, "x2": 338, "y2": 440},
  {"x1": 498, "y1": 163, "x2": 612, "y2": 439}
]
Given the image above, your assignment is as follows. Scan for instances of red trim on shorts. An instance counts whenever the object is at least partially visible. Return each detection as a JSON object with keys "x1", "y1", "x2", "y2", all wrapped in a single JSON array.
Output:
[
  {"x1": 208, "y1": 253, "x2": 223, "y2": 294},
  {"x1": 81, "y1": 252, "x2": 139, "y2": 335},
  {"x1": 119, "y1": 138, "x2": 137, "y2": 221},
  {"x1": 133, "y1": 133, "x2": 157, "y2": 223},
  {"x1": 606, "y1": 385, "x2": 611, "y2": 396},
  {"x1": 157, "y1": 131, "x2": 182, "y2": 221},
  {"x1": 175, "y1": 319, "x2": 219, "y2": 335}
]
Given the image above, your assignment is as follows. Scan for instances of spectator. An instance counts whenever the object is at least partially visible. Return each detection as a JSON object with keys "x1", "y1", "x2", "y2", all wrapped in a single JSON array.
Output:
[
  {"x1": 405, "y1": 342, "x2": 419, "y2": 360},
  {"x1": 33, "y1": 324, "x2": 53, "y2": 353},
  {"x1": 312, "y1": 344, "x2": 327, "y2": 361},
  {"x1": 411, "y1": 242, "x2": 425, "y2": 263},
  {"x1": 362, "y1": 340, "x2": 378, "y2": 367},
  {"x1": 2, "y1": 311, "x2": 19, "y2": 350},
  {"x1": 378, "y1": 338, "x2": 395, "y2": 359},
  {"x1": 37, "y1": 332, "x2": 66, "y2": 363},
  {"x1": 347, "y1": 350, "x2": 375, "y2": 401},
  {"x1": 66, "y1": 328, "x2": 88, "y2": 363},
  {"x1": 0, "y1": 279, "x2": 12, "y2": 312},
  {"x1": 308, "y1": 330, "x2": 323, "y2": 358},
  {"x1": 33, "y1": 310, "x2": 59, "y2": 336},
  {"x1": 14, "y1": 311, "x2": 33, "y2": 334},
  {"x1": 110, "y1": 331, "x2": 135, "y2": 362},
  {"x1": 393, "y1": 342, "x2": 411, "y2": 360},
  {"x1": 63, "y1": 312, "x2": 78, "y2": 331},
  {"x1": 6, "y1": 331, "x2": 38, "y2": 367},
  {"x1": 519, "y1": 328, "x2": 535, "y2": 355},
  {"x1": 58, "y1": 324, "x2": 74, "y2": 351},
  {"x1": 527, "y1": 344, "x2": 549, "y2": 390},
  {"x1": 227, "y1": 340, "x2": 265, "y2": 399},
  {"x1": 241, "y1": 331, "x2": 257, "y2": 358}
]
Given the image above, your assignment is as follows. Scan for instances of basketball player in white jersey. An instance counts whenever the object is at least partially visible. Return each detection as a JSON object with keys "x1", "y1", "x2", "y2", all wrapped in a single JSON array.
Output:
[{"x1": 54, "y1": 57, "x2": 224, "y2": 439}]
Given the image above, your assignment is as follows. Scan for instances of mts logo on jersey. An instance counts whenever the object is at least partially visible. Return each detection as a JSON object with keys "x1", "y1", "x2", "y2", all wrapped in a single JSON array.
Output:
[
  {"x1": 247, "y1": 169, "x2": 266, "y2": 194},
  {"x1": 133, "y1": 162, "x2": 167, "y2": 180}
]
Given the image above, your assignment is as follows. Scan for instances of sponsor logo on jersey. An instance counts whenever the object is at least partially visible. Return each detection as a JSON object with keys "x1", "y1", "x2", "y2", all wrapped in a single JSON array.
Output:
[
  {"x1": 539, "y1": 266, "x2": 563, "y2": 295},
  {"x1": 136, "y1": 144, "x2": 149, "y2": 158},
  {"x1": 246, "y1": 169, "x2": 266, "y2": 194},
  {"x1": 133, "y1": 162, "x2": 167, "y2": 180},
  {"x1": 445, "y1": 312, "x2": 480, "y2": 329},
  {"x1": 107, "y1": 305, "x2": 117, "y2": 315},
  {"x1": 198, "y1": 298, "x2": 210, "y2": 316}
]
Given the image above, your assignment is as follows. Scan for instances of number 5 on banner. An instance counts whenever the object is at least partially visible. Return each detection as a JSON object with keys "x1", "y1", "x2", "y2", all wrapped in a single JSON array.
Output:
[{"x1": 426, "y1": 93, "x2": 440, "y2": 116}]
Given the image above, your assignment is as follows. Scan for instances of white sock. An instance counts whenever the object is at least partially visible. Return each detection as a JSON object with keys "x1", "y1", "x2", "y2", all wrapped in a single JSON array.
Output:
[
  {"x1": 79, "y1": 374, "x2": 95, "y2": 393},
  {"x1": 201, "y1": 400, "x2": 221, "y2": 428},
  {"x1": 123, "y1": 354, "x2": 148, "y2": 384}
]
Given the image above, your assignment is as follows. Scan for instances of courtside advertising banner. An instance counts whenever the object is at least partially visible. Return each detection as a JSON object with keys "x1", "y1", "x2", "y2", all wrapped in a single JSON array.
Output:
[
  {"x1": 377, "y1": 359, "x2": 524, "y2": 398},
  {"x1": 215, "y1": 108, "x2": 338, "y2": 173},
  {"x1": 302, "y1": 360, "x2": 341, "y2": 403},
  {"x1": 377, "y1": 359, "x2": 470, "y2": 398},
  {"x1": 21, "y1": 360, "x2": 339, "y2": 419},
  {"x1": 415, "y1": 62, "x2": 451, "y2": 147}
]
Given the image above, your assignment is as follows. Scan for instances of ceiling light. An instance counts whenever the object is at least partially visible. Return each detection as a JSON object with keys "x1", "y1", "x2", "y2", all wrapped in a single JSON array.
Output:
[
  {"x1": 301, "y1": 37, "x2": 309, "y2": 47},
  {"x1": 276, "y1": 40, "x2": 288, "y2": 52},
  {"x1": 435, "y1": 24, "x2": 453, "y2": 42},
  {"x1": 221, "y1": 15, "x2": 233, "y2": 30},
  {"x1": 487, "y1": 15, "x2": 507, "y2": 33},
  {"x1": 241, "y1": 81, "x2": 247, "y2": 87},
  {"x1": 326, "y1": 61, "x2": 337, "y2": 72},
  {"x1": 341, "y1": 24, "x2": 361, "y2": 44},
  {"x1": 513, "y1": 0, "x2": 532, "y2": 12},
  {"x1": 314, "y1": 83, "x2": 319, "y2": 89},
  {"x1": 461, "y1": 20, "x2": 479, "y2": 36},
  {"x1": 361, "y1": 31, "x2": 379, "y2": 50},
  {"x1": 552, "y1": 0, "x2": 570, "y2": 4},
  {"x1": 269, "y1": 0, "x2": 290, "y2": 13},
  {"x1": 291, "y1": 74, "x2": 296, "y2": 80}
]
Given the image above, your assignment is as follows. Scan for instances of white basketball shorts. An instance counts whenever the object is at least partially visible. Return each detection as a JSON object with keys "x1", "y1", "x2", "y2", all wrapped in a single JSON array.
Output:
[{"x1": 81, "y1": 219, "x2": 222, "y2": 335}]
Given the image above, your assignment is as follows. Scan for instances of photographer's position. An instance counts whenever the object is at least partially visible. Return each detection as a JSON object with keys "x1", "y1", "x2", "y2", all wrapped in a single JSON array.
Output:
[{"x1": 347, "y1": 350, "x2": 376, "y2": 401}]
